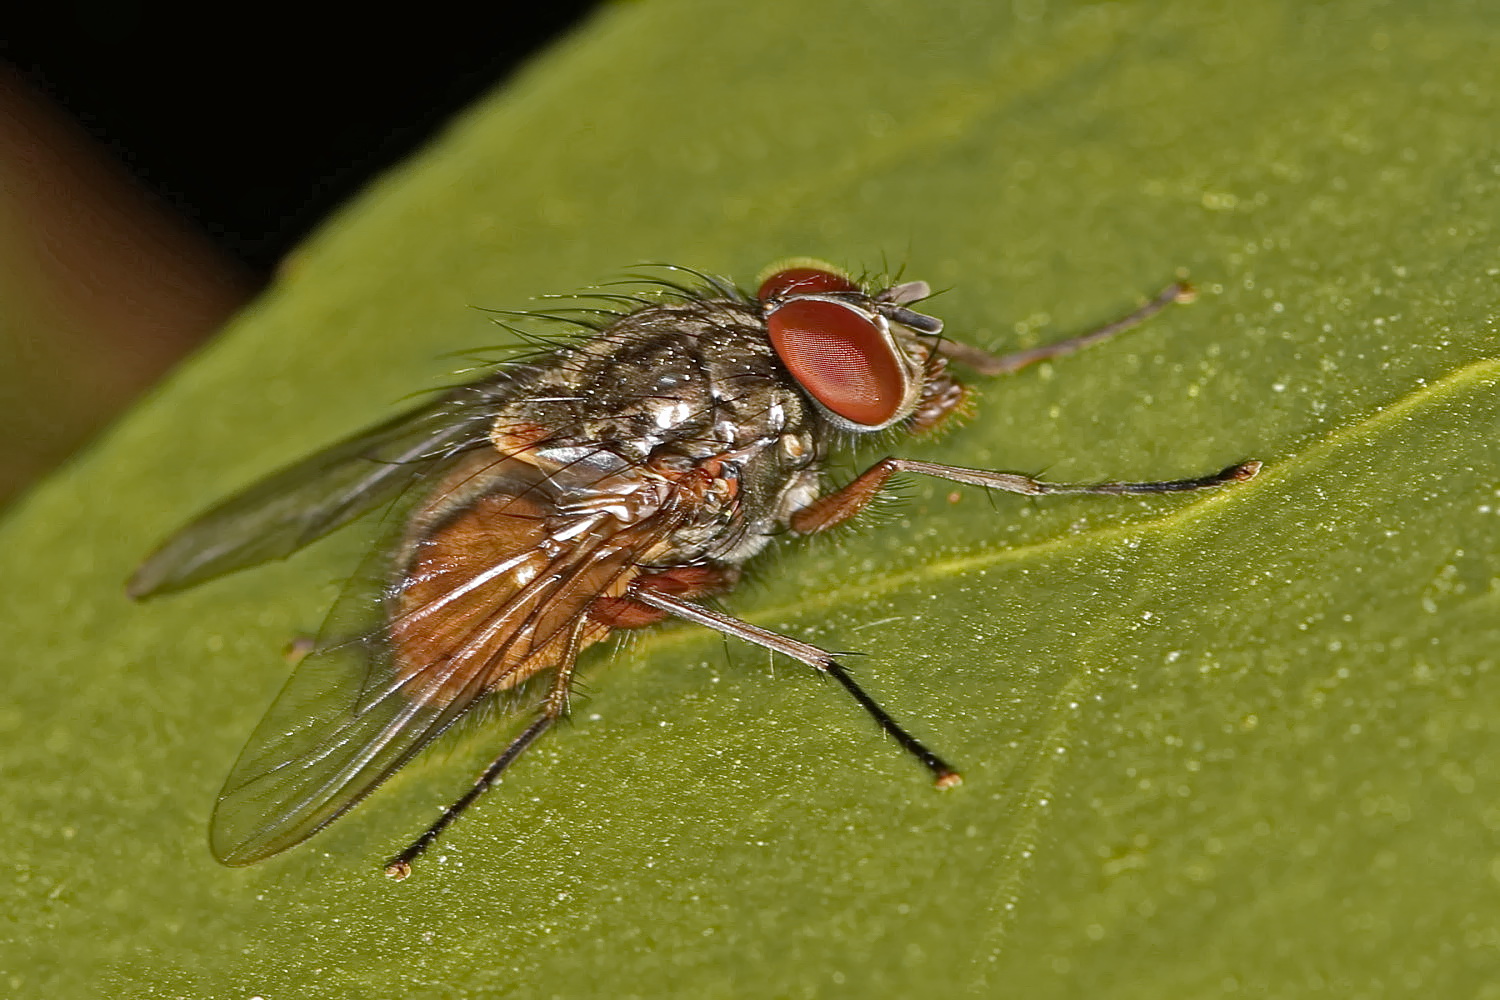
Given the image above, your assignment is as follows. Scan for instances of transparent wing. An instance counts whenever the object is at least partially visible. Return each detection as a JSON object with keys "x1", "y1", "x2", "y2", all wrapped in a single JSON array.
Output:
[
  {"x1": 208, "y1": 454, "x2": 681, "y2": 865},
  {"x1": 129, "y1": 387, "x2": 504, "y2": 598}
]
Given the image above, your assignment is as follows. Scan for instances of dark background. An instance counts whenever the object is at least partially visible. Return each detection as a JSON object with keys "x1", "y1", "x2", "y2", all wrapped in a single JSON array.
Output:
[{"x1": 2, "y1": 2, "x2": 602, "y2": 274}]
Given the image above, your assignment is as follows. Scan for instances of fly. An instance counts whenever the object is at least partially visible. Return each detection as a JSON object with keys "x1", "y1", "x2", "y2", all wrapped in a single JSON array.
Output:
[{"x1": 129, "y1": 261, "x2": 1260, "y2": 879}]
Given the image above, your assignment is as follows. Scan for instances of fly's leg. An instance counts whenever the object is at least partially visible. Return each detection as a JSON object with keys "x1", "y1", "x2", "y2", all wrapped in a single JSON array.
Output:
[
  {"x1": 384, "y1": 621, "x2": 586, "y2": 881},
  {"x1": 791, "y1": 457, "x2": 1260, "y2": 534},
  {"x1": 383, "y1": 716, "x2": 553, "y2": 880},
  {"x1": 937, "y1": 282, "x2": 1195, "y2": 376},
  {"x1": 632, "y1": 588, "x2": 961, "y2": 789},
  {"x1": 908, "y1": 283, "x2": 1195, "y2": 436},
  {"x1": 588, "y1": 564, "x2": 740, "y2": 629}
]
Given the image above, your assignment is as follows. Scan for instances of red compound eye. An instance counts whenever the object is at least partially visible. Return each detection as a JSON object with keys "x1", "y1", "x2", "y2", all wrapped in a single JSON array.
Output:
[
  {"x1": 767, "y1": 298, "x2": 908, "y2": 427},
  {"x1": 757, "y1": 267, "x2": 859, "y2": 302}
]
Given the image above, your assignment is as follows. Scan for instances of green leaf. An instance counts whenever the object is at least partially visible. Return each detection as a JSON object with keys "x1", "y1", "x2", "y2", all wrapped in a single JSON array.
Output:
[{"x1": 5, "y1": 1, "x2": 1498, "y2": 995}]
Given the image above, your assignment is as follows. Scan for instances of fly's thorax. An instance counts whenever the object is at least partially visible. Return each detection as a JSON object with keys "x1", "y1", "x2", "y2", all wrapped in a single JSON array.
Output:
[{"x1": 511, "y1": 298, "x2": 814, "y2": 466}]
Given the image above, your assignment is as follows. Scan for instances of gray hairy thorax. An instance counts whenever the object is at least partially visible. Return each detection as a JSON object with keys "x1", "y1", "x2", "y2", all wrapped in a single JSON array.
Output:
[{"x1": 485, "y1": 298, "x2": 827, "y2": 566}]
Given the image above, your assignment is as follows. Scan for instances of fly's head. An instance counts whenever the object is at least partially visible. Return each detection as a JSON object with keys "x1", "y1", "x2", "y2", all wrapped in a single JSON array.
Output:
[{"x1": 755, "y1": 263, "x2": 958, "y2": 435}]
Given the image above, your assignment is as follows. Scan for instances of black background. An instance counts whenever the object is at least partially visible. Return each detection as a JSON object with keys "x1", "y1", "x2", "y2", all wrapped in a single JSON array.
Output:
[{"x1": 2, "y1": 2, "x2": 602, "y2": 273}]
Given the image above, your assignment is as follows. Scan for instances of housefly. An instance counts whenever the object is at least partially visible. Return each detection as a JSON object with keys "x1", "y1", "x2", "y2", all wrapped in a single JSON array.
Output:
[{"x1": 129, "y1": 261, "x2": 1259, "y2": 878}]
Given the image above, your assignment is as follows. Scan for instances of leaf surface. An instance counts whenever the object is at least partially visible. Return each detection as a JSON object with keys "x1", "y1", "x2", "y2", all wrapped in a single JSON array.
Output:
[{"x1": 3, "y1": 2, "x2": 1497, "y2": 996}]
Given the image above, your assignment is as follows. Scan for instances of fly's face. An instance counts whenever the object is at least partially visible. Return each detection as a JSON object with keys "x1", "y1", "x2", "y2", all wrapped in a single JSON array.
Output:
[{"x1": 130, "y1": 260, "x2": 1258, "y2": 876}]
